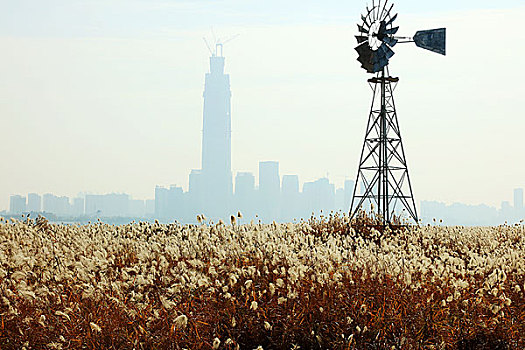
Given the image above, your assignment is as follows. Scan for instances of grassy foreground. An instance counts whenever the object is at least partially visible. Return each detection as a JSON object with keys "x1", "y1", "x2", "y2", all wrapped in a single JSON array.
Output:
[{"x1": 0, "y1": 214, "x2": 524, "y2": 349}]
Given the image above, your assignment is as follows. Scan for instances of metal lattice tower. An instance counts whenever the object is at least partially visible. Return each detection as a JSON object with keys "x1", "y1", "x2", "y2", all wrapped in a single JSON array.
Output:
[{"x1": 349, "y1": 0, "x2": 446, "y2": 224}]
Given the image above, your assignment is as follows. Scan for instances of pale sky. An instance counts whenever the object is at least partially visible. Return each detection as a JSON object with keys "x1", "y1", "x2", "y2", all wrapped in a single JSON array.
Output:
[{"x1": 1, "y1": 0, "x2": 524, "y2": 211}]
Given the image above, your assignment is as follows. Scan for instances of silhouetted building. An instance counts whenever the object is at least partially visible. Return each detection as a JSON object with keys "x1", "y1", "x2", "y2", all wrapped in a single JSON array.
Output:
[
  {"x1": 129, "y1": 199, "x2": 145, "y2": 218},
  {"x1": 155, "y1": 186, "x2": 169, "y2": 218},
  {"x1": 188, "y1": 169, "x2": 204, "y2": 219},
  {"x1": 501, "y1": 201, "x2": 512, "y2": 220},
  {"x1": 514, "y1": 188, "x2": 523, "y2": 211},
  {"x1": 259, "y1": 161, "x2": 280, "y2": 220},
  {"x1": 167, "y1": 185, "x2": 184, "y2": 219},
  {"x1": 71, "y1": 197, "x2": 84, "y2": 216},
  {"x1": 344, "y1": 179, "x2": 355, "y2": 212},
  {"x1": 281, "y1": 175, "x2": 300, "y2": 221},
  {"x1": 303, "y1": 178, "x2": 335, "y2": 216},
  {"x1": 43, "y1": 194, "x2": 70, "y2": 216},
  {"x1": 235, "y1": 172, "x2": 255, "y2": 218},
  {"x1": 27, "y1": 193, "x2": 41, "y2": 212},
  {"x1": 155, "y1": 185, "x2": 184, "y2": 220},
  {"x1": 335, "y1": 188, "x2": 345, "y2": 211},
  {"x1": 145, "y1": 200, "x2": 155, "y2": 217},
  {"x1": 9, "y1": 195, "x2": 26, "y2": 214}
]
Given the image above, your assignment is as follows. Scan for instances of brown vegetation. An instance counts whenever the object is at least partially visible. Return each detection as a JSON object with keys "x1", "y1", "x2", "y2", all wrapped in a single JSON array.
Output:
[{"x1": 0, "y1": 214, "x2": 524, "y2": 349}]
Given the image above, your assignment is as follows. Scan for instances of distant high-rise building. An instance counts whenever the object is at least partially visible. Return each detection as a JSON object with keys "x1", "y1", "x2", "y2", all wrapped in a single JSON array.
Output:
[
  {"x1": 514, "y1": 188, "x2": 523, "y2": 211},
  {"x1": 43, "y1": 194, "x2": 70, "y2": 215},
  {"x1": 42, "y1": 194, "x2": 55, "y2": 213},
  {"x1": 259, "y1": 161, "x2": 280, "y2": 220},
  {"x1": 155, "y1": 186, "x2": 169, "y2": 218},
  {"x1": 72, "y1": 197, "x2": 84, "y2": 216},
  {"x1": 145, "y1": 200, "x2": 155, "y2": 217},
  {"x1": 235, "y1": 172, "x2": 255, "y2": 218},
  {"x1": 282, "y1": 175, "x2": 299, "y2": 195},
  {"x1": 235, "y1": 172, "x2": 255, "y2": 196},
  {"x1": 199, "y1": 46, "x2": 233, "y2": 218},
  {"x1": 344, "y1": 180, "x2": 355, "y2": 212},
  {"x1": 167, "y1": 185, "x2": 184, "y2": 219},
  {"x1": 155, "y1": 186, "x2": 184, "y2": 220},
  {"x1": 281, "y1": 175, "x2": 300, "y2": 220},
  {"x1": 259, "y1": 161, "x2": 280, "y2": 195},
  {"x1": 188, "y1": 169, "x2": 204, "y2": 219},
  {"x1": 27, "y1": 193, "x2": 41, "y2": 212},
  {"x1": 335, "y1": 188, "x2": 345, "y2": 212},
  {"x1": 129, "y1": 199, "x2": 145, "y2": 218},
  {"x1": 303, "y1": 178, "x2": 335, "y2": 215},
  {"x1": 9, "y1": 195, "x2": 26, "y2": 214},
  {"x1": 501, "y1": 201, "x2": 512, "y2": 219}
]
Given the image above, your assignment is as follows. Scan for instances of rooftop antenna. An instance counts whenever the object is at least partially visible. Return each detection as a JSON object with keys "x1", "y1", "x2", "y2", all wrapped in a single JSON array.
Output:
[{"x1": 350, "y1": 0, "x2": 446, "y2": 225}]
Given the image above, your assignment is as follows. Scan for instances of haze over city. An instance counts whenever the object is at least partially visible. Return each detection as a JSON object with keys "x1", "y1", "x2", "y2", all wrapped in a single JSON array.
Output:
[{"x1": 1, "y1": 0, "x2": 524, "y2": 217}]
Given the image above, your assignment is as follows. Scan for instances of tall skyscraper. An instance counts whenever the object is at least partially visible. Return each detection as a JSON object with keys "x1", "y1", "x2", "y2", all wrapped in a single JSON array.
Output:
[{"x1": 199, "y1": 45, "x2": 233, "y2": 218}]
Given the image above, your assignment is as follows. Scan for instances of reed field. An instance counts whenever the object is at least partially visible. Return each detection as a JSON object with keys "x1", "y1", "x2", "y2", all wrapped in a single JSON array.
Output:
[{"x1": 0, "y1": 213, "x2": 524, "y2": 349}]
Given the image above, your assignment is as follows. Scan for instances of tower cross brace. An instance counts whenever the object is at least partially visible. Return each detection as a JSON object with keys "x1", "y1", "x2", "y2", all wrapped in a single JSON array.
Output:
[{"x1": 350, "y1": 67, "x2": 418, "y2": 224}]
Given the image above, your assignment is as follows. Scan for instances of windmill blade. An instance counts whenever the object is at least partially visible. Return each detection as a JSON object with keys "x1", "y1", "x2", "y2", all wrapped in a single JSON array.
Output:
[
  {"x1": 385, "y1": 26, "x2": 399, "y2": 35},
  {"x1": 414, "y1": 28, "x2": 446, "y2": 55},
  {"x1": 378, "y1": 42, "x2": 395, "y2": 59},
  {"x1": 372, "y1": 48, "x2": 386, "y2": 63},
  {"x1": 371, "y1": 43, "x2": 394, "y2": 64},
  {"x1": 379, "y1": 0, "x2": 390, "y2": 20},
  {"x1": 386, "y1": 13, "x2": 397, "y2": 26},
  {"x1": 355, "y1": 35, "x2": 368, "y2": 44},
  {"x1": 361, "y1": 14, "x2": 371, "y2": 28},
  {"x1": 383, "y1": 36, "x2": 398, "y2": 47},
  {"x1": 355, "y1": 41, "x2": 374, "y2": 64},
  {"x1": 378, "y1": 20, "x2": 387, "y2": 38},
  {"x1": 373, "y1": 59, "x2": 388, "y2": 73},
  {"x1": 361, "y1": 62, "x2": 375, "y2": 73},
  {"x1": 358, "y1": 24, "x2": 369, "y2": 34},
  {"x1": 383, "y1": 4, "x2": 395, "y2": 22}
]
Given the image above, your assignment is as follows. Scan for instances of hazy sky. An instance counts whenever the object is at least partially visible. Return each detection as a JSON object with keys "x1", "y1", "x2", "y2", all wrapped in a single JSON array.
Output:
[{"x1": 1, "y1": 0, "x2": 524, "y2": 211}]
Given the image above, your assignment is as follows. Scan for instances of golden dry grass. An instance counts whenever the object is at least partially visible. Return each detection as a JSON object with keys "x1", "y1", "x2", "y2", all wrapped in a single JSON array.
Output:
[{"x1": 0, "y1": 214, "x2": 524, "y2": 349}]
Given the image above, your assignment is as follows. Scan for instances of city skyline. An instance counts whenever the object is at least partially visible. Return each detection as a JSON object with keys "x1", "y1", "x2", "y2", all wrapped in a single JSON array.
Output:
[
  {"x1": 1, "y1": 1, "x2": 524, "y2": 212},
  {"x1": 5, "y1": 185, "x2": 525, "y2": 226}
]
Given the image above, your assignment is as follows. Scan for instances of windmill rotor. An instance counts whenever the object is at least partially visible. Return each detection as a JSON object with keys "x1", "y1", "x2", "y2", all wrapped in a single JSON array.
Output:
[{"x1": 354, "y1": 0, "x2": 446, "y2": 74}]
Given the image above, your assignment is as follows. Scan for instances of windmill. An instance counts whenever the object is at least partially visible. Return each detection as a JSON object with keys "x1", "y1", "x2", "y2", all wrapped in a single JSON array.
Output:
[{"x1": 349, "y1": 0, "x2": 446, "y2": 225}]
